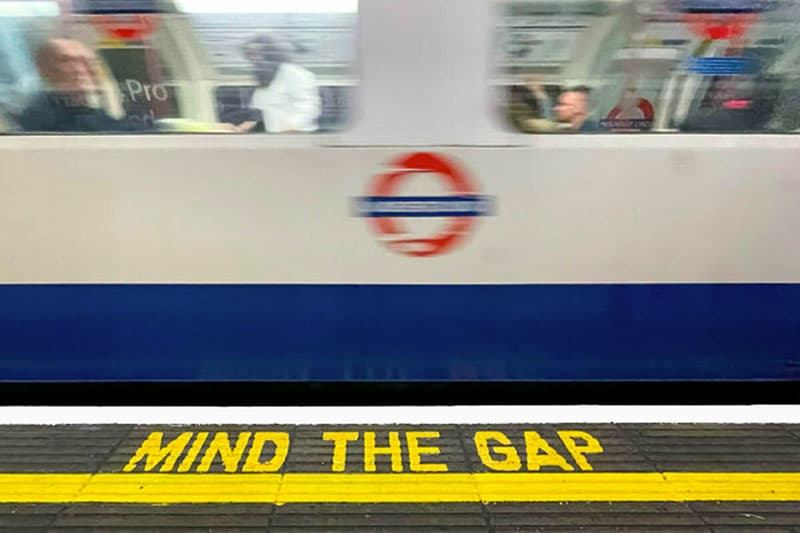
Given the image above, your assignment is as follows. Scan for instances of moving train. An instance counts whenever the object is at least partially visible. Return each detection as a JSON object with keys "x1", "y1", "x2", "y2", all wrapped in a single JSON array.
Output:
[{"x1": 0, "y1": 0, "x2": 799, "y2": 384}]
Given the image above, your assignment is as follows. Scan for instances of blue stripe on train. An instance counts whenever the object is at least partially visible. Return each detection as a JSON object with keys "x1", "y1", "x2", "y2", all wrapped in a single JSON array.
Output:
[{"x1": 0, "y1": 284, "x2": 797, "y2": 381}]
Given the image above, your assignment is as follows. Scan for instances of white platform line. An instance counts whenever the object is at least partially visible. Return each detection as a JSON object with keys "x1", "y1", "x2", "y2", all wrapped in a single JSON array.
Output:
[{"x1": 0, "y1": 406, "x2": 797, "y2": 425}]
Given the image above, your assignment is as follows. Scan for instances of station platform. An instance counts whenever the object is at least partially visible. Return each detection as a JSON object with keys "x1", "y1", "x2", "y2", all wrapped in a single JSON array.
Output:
[{"x1": 0, "y1": 408, "x2": 798, "y2": 532}]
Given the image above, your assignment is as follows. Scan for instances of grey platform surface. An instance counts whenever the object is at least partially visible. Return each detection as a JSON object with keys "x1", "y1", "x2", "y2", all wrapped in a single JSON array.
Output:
[{"x1": 0, "y1": 423, "x2": 795, "y2": 532}]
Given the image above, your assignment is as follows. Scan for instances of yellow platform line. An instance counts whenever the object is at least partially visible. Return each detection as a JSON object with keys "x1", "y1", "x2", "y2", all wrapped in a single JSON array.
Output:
[{"x1": 0, "y1": 473, "x2": 797, "y2": 504}]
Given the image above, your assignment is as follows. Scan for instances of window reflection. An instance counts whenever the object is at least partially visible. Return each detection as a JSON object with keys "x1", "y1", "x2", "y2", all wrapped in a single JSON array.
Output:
[
  {"x1": 0, "y1": 0, "x2": 356, "y2": 134},
  {"x1": 500, "y1": 0, "x2": 800, "y2": 133}
]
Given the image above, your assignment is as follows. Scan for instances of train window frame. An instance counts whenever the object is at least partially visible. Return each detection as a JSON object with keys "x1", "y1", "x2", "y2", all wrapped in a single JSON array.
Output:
[
  {"x1": 494, "y1": 0, "x2": 800, "y2": 136},
  {"x1": 0, "y1": 0, "x2": 359, "y2": 137}
]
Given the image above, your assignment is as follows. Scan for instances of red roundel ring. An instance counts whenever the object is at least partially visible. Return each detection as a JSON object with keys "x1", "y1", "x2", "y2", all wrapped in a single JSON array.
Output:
[
  {"x1": 91, "y1": 14, "x2": 159, "y2": 40},
  {"x1": 367, "y1": 152, "x2": 480, "y2": 258},
  {"x1": 682, "y1": 13, "x2": 758, "y2": 40},
  {"x1": 607, "y1": 98, "x2": 654, "y2": 121}
]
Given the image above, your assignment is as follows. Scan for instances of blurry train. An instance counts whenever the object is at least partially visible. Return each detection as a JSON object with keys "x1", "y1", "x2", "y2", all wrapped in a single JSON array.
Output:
[{"x1": 1, "y1": 0, "x2": 800, "y2": 382}]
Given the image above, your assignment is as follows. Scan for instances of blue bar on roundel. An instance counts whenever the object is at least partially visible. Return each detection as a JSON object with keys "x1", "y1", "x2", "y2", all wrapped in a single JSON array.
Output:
[
  {"x1": 71, "y1": 0, "x2": 158, "y2": 14},
  {"x1": 674, "y1": 0, "x2": 774, "y2": 14},
  {"x1": 353, "y1": 196, "x2": 495, "y2": 218},
  {"x1": 685, "y1": 57, "x2": 760, "y2": 76}
]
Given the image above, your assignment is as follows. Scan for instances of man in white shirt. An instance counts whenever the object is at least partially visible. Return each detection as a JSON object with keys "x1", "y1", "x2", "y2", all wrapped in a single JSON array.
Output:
[{"x1": 240, "y1": 35, "x2": 321, "y2": 133}]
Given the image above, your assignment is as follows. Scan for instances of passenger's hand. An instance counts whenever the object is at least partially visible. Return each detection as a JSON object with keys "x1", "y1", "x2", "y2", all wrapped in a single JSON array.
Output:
[
  {"x1": 522, "y1": 118, "x2": 558, "y2": 133},
  {"x1": 524, "y1": 76, "x2": 547, "y2": 98},
  {"x1": 235, "y1": 121, "x2": 258, "y2": 133},
  {"x1": 215, "y1": 122, "x2": 257, "y2": 133}
]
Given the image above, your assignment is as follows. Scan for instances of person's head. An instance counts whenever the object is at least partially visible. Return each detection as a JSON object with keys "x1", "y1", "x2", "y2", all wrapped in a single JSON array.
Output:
[
  {"x1": 243, "y1": 34, "x2": 289, "y2": 86},
  {"x1": 710, "y1": 76, "x2": 739, "y2": 107},
  {"x1": 748, "y1": 74, "x2": 782, "y2": 128},
  {"x1": 555, "y1": 85, "x2": 592, "y2": 129},
  {"x1": 35, "y1": 38, "x2": 97, "y2": 95}
]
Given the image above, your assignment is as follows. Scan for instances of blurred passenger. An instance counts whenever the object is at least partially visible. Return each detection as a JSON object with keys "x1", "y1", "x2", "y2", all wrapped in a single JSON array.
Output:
[
  {"x1": 554, "y1": 86, "x2": 596, "y2": 132},
  {"x1": 507, "y1": 78, "x2": 556, "y2": 132},
  {"x1": 513, "y1": 84, "x2": 596, "y2": 133},
  {"x1": 15, "y1": 38, "x2": 149, "y2": 133},
  {"x1": 708, "y1": 76, "x2": 739, "y2": 109},
  {"x1": 239, "y1": 34, "x2": 321, "y2": 133},
  {"x1": 681, "y1": 75, "x2": 782, "y2": 133}
]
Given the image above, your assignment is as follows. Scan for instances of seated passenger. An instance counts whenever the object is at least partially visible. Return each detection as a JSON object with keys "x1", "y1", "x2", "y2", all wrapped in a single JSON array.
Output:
[
  {"x1": 681, "y1": 75, "x2": 781, "y2": 133},
  {"x1": 553, "y1": 86, "x2": 597, "y2": 132},
  {"x1": 239, "y1": 35, "x2": 321, "y2": 133},
  {"x1": 15, "y1": 38, "x2": 149, "y2": 133},
  {"x1": 516, "y1": 85, "x2": 597, "y2": 133}
]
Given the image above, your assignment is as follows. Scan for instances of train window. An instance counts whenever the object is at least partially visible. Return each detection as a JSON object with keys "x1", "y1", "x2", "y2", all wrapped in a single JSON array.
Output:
[
  {"x1": 498, "y1": 0, "x2": 800, "y2": 133},
  {"x1": 0, "y1": 0, "x2": 356, "y2": 134}
]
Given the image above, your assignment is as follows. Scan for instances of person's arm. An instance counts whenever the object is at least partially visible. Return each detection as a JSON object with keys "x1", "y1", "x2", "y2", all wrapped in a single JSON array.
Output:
[
  {"x1": 249, "y1": 66, "x2": 321, "y2": 133},
  {"x1": 219, "y1": 108, "x2": 262, "y2": 133},
  {"x1": 525, "y1": 78, "x2": 553, "y2": 120},
  {"x1": 521, "y1": 117, "x2": 559, "y2": 132},
  {"x1": 13, "y1": 97, "x2": 49, "y2": 132},
  {"x1": 234, "y1": 120, "x2": 259, "y2": 133},
  {"x1": 284, "y1": 67, "x2": 321, "y2": 132}
]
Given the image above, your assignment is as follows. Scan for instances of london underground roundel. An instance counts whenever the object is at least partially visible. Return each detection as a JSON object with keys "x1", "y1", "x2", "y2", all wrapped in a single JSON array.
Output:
[
  {"x1": 354, "y1": 152, "x2": 494, "y2": 258},
  {"x1": 91, "y1": 14, "x2": 158, "y2": 40},
  {"x1": 601, "y1": 97, "x2": 654, "y2": 131},
  {"x1": 682, "y1": 13, "x2": 757, "y2": 40},
  {"x1": 676, "y1": 0, "x2": 773, "y2": 40}
]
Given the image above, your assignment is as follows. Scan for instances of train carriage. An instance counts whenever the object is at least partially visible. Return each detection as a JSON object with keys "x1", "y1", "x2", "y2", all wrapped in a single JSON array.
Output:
[{"x1": 0, "y1": 0, "x2": 799, "y2": 389}]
